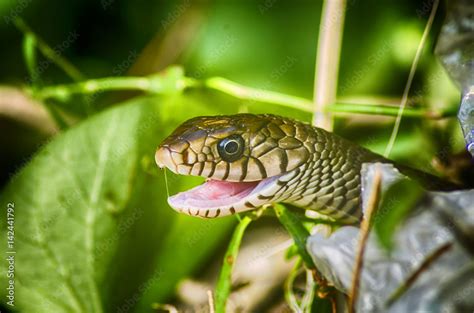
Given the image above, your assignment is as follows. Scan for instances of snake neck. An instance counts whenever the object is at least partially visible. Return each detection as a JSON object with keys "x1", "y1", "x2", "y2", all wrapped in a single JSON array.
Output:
[{"x1": 268, "y1": 125, "x2": 387, "y2": 224}]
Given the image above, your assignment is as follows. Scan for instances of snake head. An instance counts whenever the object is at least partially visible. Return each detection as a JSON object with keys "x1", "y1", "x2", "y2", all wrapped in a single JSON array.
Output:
[{"x1": 156, "y1": 114, "x2": 311, "y2": 218}]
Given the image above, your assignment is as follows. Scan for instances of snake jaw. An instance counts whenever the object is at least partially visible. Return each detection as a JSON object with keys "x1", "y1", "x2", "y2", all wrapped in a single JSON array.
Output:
[
  {"x1": 156, "y1": 144, "x2": 284, "y2": 218},
  {"x1": 166, "y1": 174, "x2": 282, "y2": 218}
]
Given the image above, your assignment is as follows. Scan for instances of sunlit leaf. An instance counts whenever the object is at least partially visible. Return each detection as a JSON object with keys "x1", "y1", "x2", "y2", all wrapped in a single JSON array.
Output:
[{"x1": 0, "y1": 94, "x2": 235, "y2": 312}]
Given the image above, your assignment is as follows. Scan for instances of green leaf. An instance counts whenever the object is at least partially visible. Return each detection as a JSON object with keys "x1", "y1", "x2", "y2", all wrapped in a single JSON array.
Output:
[
  {"x1": 373, "y1": 179, "x2": 425, "y2": 251},
  {"x1": 0, "y1": 94, "x2": 235, "y2": 312}
]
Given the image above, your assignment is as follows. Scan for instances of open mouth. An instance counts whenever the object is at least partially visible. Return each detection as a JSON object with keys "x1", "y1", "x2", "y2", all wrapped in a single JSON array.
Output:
[
  {"x1": 167, "y1": 175, "x2": 281, "y2": 217},
  {"x1": 155, "y1": 145, "x2": 284, "y2": 218}
]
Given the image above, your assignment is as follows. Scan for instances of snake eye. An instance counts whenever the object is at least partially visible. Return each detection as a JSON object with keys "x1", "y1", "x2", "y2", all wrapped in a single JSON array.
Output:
[{"x1": 218, "y1": 135, "x2": 245, "y2": 162}]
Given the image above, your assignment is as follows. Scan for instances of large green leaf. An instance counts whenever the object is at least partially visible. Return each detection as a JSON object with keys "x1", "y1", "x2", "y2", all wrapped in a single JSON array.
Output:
[{"x1": 0, "y1": 94, "x2": 235, "y2": 313}]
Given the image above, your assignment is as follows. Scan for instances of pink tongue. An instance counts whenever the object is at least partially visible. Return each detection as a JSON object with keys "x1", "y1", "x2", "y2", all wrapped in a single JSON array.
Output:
[{"x1": 190, "y1": 180, "x2": 259, "y2": 200}]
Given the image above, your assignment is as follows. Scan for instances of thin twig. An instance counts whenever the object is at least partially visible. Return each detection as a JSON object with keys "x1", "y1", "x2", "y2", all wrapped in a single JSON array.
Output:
[
  {"x1": 384, "y1": 0, "x2": 440, "y2": 157},
  {"x1": 284, "y1": 258, "x2": 304, "y2": 312},
  {"x1": 208, "y1": 290, "x2": 215, "y2": 313},
  {"x1": 386, "y1": 242, "x2": 452, "y2": 306},
  {"x1": 151, "y1": 303, "x2": 178, "y2": 313},
  {"x1": 301, "y1": 269, "x2": 316, "y2": 312},
  {"x1": 312, "y1": 0, "x2": 347, "y2": 130},
  {"x1": 348, "y1": 165, "x2": 383, "y2": 313}
]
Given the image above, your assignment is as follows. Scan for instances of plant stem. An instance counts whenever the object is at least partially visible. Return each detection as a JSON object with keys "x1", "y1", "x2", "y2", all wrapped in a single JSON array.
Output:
[
  {"x1": 274, "y1": 204, "x2": 315, "y2": 269},
  {"x1": 14, "y1": 18, "x2": 85, "y2": 82},
  {"x1": 22, "y1": 33, "x2": 39, "y2": 87},
  {"x1": 202, "y1": 77, "x2": 455, "y2": 119},
  {"x1": 214, "y1": 216, "x2": 252, "y2": 313},
  {"x1": 204, "y1": 77, "x2": 312, "y2": 112},
  {"x1": 285, "y1": 258, "x2": 304, "y2": 311},
  {"x1": 30, "y1": 69, "x2": 456, "y2": 119},
  {"x1": 32, "y1": 67, "x2": 188, "y2": 101},
  {"x1": 37, "y1": 77, "x2": 159, "y2": 99},
  {"x1": 312, "y1": 0, "x2": 347, "y2": 130}
]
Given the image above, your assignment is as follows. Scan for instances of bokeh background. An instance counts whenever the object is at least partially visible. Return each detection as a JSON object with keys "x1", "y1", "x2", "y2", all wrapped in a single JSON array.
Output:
[{"x1": 0, "y1": 0, "x2": 467, "y2": 312}]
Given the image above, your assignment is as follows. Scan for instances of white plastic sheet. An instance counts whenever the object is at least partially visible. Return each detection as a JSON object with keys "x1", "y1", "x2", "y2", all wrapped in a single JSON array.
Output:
[{"x1": 307, "y1": 163, "x2": 474, "y2": 313}]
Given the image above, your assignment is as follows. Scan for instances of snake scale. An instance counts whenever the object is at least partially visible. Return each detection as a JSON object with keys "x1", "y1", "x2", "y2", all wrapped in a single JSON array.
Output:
[{"x1": 155, "y1": 113, "x2": 452, "y2": 224}]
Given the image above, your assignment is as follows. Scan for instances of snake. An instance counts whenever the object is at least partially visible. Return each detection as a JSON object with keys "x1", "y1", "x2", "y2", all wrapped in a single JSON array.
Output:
[{"x1": 155, "y1": 113, "x2": 453, "y2": 224}]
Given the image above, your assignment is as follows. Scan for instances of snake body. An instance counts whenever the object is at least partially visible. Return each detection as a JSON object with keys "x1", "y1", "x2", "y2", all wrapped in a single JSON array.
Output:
[{"x1": 156, "y1": 114, "x2": 449, "y2": 224}]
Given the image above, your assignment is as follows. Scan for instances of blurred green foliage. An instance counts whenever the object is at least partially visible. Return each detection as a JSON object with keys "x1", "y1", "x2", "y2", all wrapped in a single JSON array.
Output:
[
  {"x1": 374, "y1": 179, "x2": 425, "y2": 251},
  {"x1": 0, "y1": 93, "x2": 238, "y2": 312}
]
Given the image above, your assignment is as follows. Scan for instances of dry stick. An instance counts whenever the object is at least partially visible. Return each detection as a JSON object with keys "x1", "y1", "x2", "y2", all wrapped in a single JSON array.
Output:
[
  {"x1": 386, "y1": 242, "x2": 453, "y2": 307},
  {"x1": 151, "y1": 303, "x2": 178, "y2": 313},
  {"x1": 348, "y1": 166, "x2": 383, "y2": 313},
  {"x1": 208, "y1": 290, "x2": 215, "y2": 313},
  {"x1": 384, "y1": 0, "x2": 440, "y2": 157},
  {"x1": 312, "y1": 0, "x2": 347, "y2": 130},
  {"x1": 310, "y1": 2, "x2": 348, "y2": 309}
]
